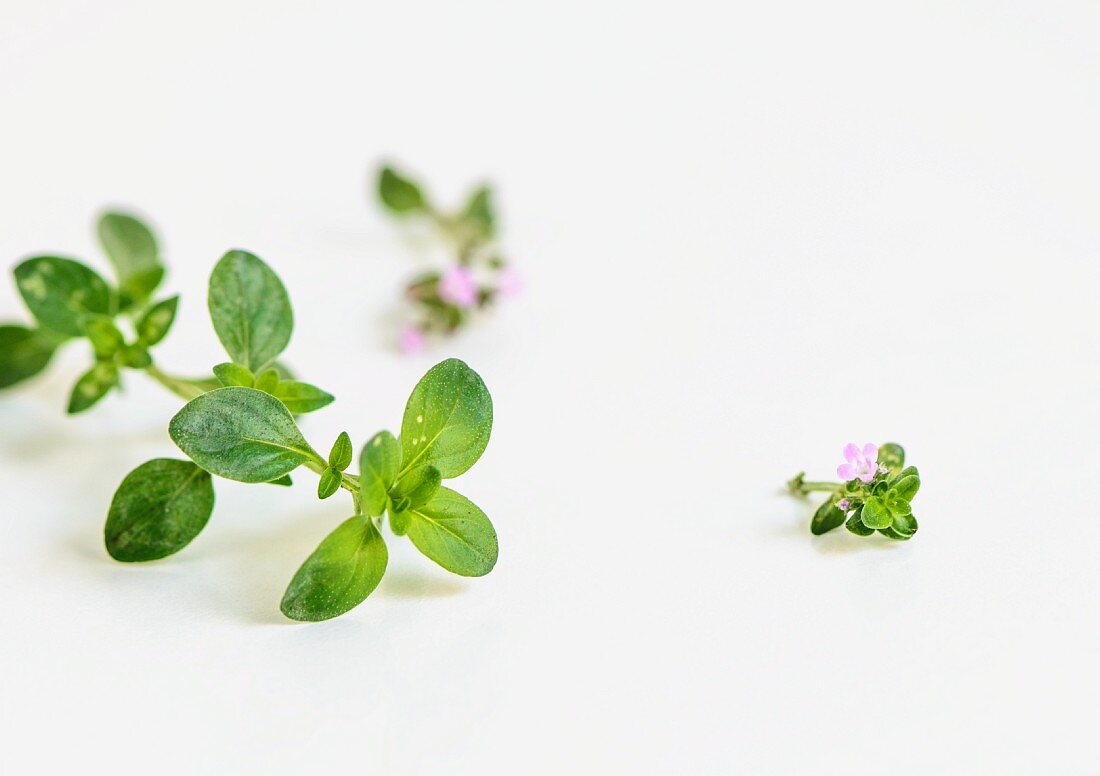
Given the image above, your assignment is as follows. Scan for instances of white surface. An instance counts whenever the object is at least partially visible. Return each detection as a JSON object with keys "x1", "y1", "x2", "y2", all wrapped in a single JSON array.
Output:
[{"x1": 1, "y1": 1, "x2": 1098, "y2": 773}]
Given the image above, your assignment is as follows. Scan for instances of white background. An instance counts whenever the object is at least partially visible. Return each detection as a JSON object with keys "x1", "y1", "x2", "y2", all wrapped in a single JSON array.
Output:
[{"x1": 1, "y1": 1, "x2": 1098, "y2": 773}]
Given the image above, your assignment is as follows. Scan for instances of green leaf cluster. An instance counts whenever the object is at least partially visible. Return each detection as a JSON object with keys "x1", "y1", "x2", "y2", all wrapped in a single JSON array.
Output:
[
  {"x1": 375, "y1": 164, "x2": 513, "y2": 341},
  {"x1": 806, "y1": 443, "x2": 922, "y2": 541},
  {"x1": 0, "y1": 211, "x2": 179, "y2": 412}
]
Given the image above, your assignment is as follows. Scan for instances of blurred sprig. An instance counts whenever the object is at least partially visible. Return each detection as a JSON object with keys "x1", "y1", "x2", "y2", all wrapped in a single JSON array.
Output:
[{"x1": 376, "y1": 165, "x2": 520, "y2": 352}]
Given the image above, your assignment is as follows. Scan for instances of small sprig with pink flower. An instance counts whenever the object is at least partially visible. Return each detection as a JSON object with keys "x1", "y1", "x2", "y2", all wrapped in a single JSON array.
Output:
[
  {"x1": 375, "y1": 165, "x2": 520, "y2": 353},
  {"x1": 787, "y1": 443, "x2": 921, "y2": 540}
]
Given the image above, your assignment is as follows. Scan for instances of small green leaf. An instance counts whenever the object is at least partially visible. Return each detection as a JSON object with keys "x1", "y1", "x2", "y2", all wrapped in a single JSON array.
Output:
[
  {"x1": 360, "y1": 431, "x2": 400, "y2": 517},
  {"x1": 317, "y1": 468, "x2": 341, "y2": 500},
  {"x1": 281, "y1": 516, "x2": 388, "y2": 622},
  {"x1": 391, "y1": 465, "x2": 441, "y2": 509},
  {"x1": 400, "y1": 359, "x2": 492, "y2": 479},
  {"x1": 877, "y1": 443, "x2": 905, "y2": 471},
  {"x1": 378, "y1": 166, "x2": 426, "y2": 213},
  {"x1": 878, "y1": 527, "x2": 913, "y2": 541},
  {"x1": 272, "y1": 380, "x2": 334, "y2": 414},
  {"x1": 213, "y1": 362, "x2": 254, "y2": 387},
  {"x1": 860, "y1": 497, "x2": 893, "y2": 530},
  {"x1": 169, "y1": 387, "x2": 317, "y2": 483},
  {"x1": 328, "y1": 432, "x2": 352, "y2": 471},
  {"x1": 389, "y1": 508, "x2": 410, "y2": 535},
  {"x1": 845, "y1": 512, "x2": 875, "y2": 536},
  {"x1": 97, "y1": 212, "x2": 163, "y2": 308},
  {"x1": 104, "y1": 458, "x2": 214, "y2": 562},
  {"x1": 810, "y1": 499, "x2": 845, "y2": 535},
  {"x1": 884, "y1": 490, "x2": 912, "y2": 518},
  {"x1": 892, "y1": 512, "x2": 918, "y2": 537},
  {"x1": 460, "y1": 185, "x2": 495, "y2": 240},
  {"x1": 136, "y1": 295, "x2": 179, "y2": 346},
  {"x1": 81, "y1": 314, "x2": 124, "y2": 359},
  {"x1": 0, "y1": 325, "x2": 64, "y2": 389},
  {"x1": 892, "y1": 474, "x2": 920, "y2": 503},
  {"x1": 405, "y1": 487, "x2": 498, "y2": 577},
  {"x1": 67, "y1": 361, "x2": 118, "y2": 414},
  {"x1": 207, "y1": 249, "x2": 293, "y2": 371},
  {"x1": 253, "y1": 368, "x2": 279, "y2": 393},
  {"x1": 117, "y1": 343, "x2": 152, "y2": 369},
  {"x1": 14, "y1": 256, "x2": 112, "y2": 336},
  {"x1": 268, "y1": 474, "x2": 293, "y2": 487}
]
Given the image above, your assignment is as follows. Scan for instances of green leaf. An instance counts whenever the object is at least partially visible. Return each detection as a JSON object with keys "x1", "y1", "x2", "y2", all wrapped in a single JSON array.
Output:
[
  {"x1": 104, "y1": 458, "x2": 214, "y2": 562},
  {"x1": 360, "y1": 431, "x2": 400, "y2": 517},
  {"x1": 810, "y1": 499, "x2": 845, "y2": 535},
  {"x1": 328, "y1": 432, "x2": 352, "y2": 471},
  {"x1": 81, "y1": 314, "x2": 124, "y2": 359},
  {"x1": 860, "y1": 497, "x2": 893, "y2": 530},
  {"x1": 207, "y1": 250, "x2": 293, "y2": 371},
  {"x1": 273, "y1": 380, "x2": 334, "y2": 414},
  {"x1": 391, "y1": 465, "x2": 441, "y2": 510},
  {"x1": 68, "y1": 361, "x2": 118, "y2": 414},
  {"x1": 168, "y1": 387, "x2": 317, "y2": 483},
  {"x1": 253, "y1": 368, "x2": 279, "y2": 394},
  {"x1": 405, "y1": 487, "x2": 497, "y2": 577},
  {"x1": 400, "y1": 359, "x2": 492, "y2": 479},
  {"x1": 877, "y1": 443, "x2": 905, "y2": 471},
  {"x1": 317, "y1": 468, "x2": 341, "y2": 500},
  {"x1": 14, "y1": 256, "x2": 112, "y2": 336},
  {"x1": 0, "y1": 324, "x2": 64, "y2": 389},
  {"x1": 281, "y1": 516, "x2": 388, "y2": 622},
  {"x1": 97, "y1": 212, "x2": 163, "y2": 308},
  {"x1": 460, "y1": 185, "x2": 495, "y2": 240},
  {"x1": 389, "y1": 508, "x2": 410, "y2": 535},
  {"x1": 136, "y1": 295, "x2": 179, "y2": 346},
  {"x1": 213, "y1": 361, "x2": 254, "y2": 387},
  {"x1": 117, "y1": 343, "x2": 152, "y2": 369},
  {"x1": 378, "y1": 166, "x2": 426, "y2": 213},
  {"x1": 878, "y1": 527, "x2": 913, "y2": 541},
  {"x1": 268, "y1": 474, "x2": 293, "y2": 487},
  {"x1": 845, "y1": 512, "x2": 875, "y2": 536},
  {"x1": 884, "y1": 490, "x2": 912, "y2": 518},
  {"x1": 892, "y1": 511, "x2": 918, "y2": 537},
  {"x1": 892, "y1": 474, "x2": 920, "y2": 503}
]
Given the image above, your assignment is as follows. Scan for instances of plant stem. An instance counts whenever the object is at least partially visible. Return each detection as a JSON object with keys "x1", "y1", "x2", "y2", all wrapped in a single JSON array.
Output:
[
  {"x1": 144, "y1": 365, "x2": 218, "y2": 401},
  {"x1": 786, "y1": 472, "x2": 843, "y2": 496}
]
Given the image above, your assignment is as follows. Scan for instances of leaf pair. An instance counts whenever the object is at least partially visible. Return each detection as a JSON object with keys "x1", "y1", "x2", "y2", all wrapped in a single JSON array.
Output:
[{"x1": 377, "y1": 165, "x2": 497, "y2": 241}]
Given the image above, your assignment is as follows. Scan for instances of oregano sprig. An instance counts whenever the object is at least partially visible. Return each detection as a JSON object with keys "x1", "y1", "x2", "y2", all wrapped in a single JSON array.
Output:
[
  {"x1": 787, "y1": 442, "x2": 921, "y2": 540},
  {"x1": 375, "y1": 164, "x2": 521, "y2": 352}
]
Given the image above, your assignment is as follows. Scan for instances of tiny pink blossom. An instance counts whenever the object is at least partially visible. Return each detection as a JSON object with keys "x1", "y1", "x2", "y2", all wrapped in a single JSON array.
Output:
[
  {"x1": 838, "y1": 498, "x2": 851, "y2": 511},
  {"x1": 438, "y1": 265, "x2": 478, "y2": 308},
  {"x1": 496, "y1": 266, "x2": 523, "y2": 298},
  {"x1": 398, "y1": 325, "x2": 426, "y2": 354},
  {"x1": 837, "y1": 442, "x2": 879, "y2": 483}
]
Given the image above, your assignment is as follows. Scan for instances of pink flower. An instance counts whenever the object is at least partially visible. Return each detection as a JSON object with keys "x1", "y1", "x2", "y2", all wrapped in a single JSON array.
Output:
[
  {"x1": 837, "y1": 498, "x2": 851, "y2": 511},
  {"x1": 837, "y1": 443, "x2": 879, "y2": 483},
  {"x1": 438, "y1": 265, "x2": 478, "y2": 308},
  {"x1": 398, "y1": 325, "x2": 426, "y2": 354},
  {"x1": 496, "y1": 266, "x2": 523, "y2": 298}
]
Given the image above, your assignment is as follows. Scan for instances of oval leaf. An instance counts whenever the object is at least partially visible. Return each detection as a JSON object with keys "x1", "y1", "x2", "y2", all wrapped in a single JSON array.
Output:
[
  {"x1": 892, "y1": 474, "x2": 920, "y2": 503},
  {"x1": 391, "y1": 465, "x2": 441, "y2": 509},
  {"x1": 406, "y1": 487, "x2": 498, "y2": 577},
  {"x1": 0, "y1": 325, "x2": 64, "y2": 389},
  {"x1": 860, "y1": 497, "x2": 893, "y2": 530},
  {"x1": 845, "y1": 512, "x2": 875, "y2": 536},
  {"x1": 876, "y1": 442, "x2": 905, "y2": 471},
  {"x1": 97, "y1": 212, "x2": 163, "y2": 307},
  {"x1": 327, "y1": 431, "x2": 353, "y2": 471},
  {"x1": 360, "y1": 430, "x2": 400, "y2": 517},
  {"x1": 272, "y1": 380, "x2": 334, "y2": 414},
  {"x1": 281, "y1": 516, "x2": 388, "y2": 622},
  {"x1": 169, "y1": 387, "x2": 316, "y2": 483},
  {"x1": 105, "y1": 459, "x2": 215, "y2": 561},
  {"x1": 136, "y1": 295, "x2": 179, "y2": 346},
  {"x1": 400, "y1": 359, "x2": 492, "y2": 479},
  {"x1": 14, "y1": 256, "x2": 112, "y2": 336},
  {"x1": 810, "y1": 499, "x2": 845, "y2": 535},
  {"x1": 67, "y1": 361, "x2": 118, "y2": 414},
  {"x1": 207, "y1": 250, "x2": 293, "y2": 370},
  {"x1": 378, "y1": 166, "x2": 426, "y2": 213}
]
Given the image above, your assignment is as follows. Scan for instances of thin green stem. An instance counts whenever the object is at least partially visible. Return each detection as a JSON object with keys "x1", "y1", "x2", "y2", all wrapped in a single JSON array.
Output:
[
  {"x1": 786, "y1": 472, "x2": 843, "y2": 497},
  {"x1": 144, "y1": 365, "x2": 218, "y2": 402}
]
